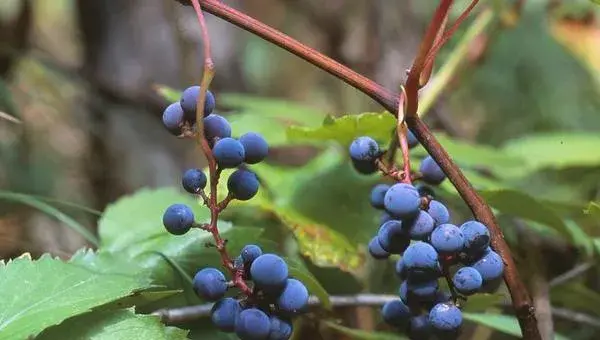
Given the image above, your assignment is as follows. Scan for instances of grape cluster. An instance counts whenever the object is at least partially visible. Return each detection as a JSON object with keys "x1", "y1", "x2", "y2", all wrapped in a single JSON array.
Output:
[
  {"x1": 160, "y1": 85, "x2": 308, "y2": 339},
  {"x1": 351, "y1": 135, "x2": 504, "y2": 339}
]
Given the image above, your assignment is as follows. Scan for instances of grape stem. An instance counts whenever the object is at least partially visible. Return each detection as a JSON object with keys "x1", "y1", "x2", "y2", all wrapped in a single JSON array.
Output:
[
  {"x1": 178, "y1": 0, "x2": 540, "y2": 337},
  {"x1": 189, "y1": 0, "x2": 251, "y2": 296}
]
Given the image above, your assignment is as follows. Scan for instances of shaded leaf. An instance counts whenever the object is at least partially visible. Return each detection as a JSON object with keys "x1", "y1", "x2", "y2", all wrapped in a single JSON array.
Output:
[
  {"x1": 287, "y1": 112, "x2": 396, "y2": 147},
  {"x1": 585, "y1": 202, "x2": 600, "y2": 220},
  {"x1": 37, "y1": 309, "x2": 188, "y2": 340},
  {"x1": 286, "y1": 258, "x2": 331, "y2": 310},
  {"x1": 0, "y1": 255, "x2": 152, "y2": 340},
  {"x1": 463, "y1": 313, "x2": 570, "y2": 340},
  {"x1": 321, "y1": 321, "x2": 407, "y2": 340},
  {"x1": 552, "y1": 283, "x2": 600, "y2": 316},
  {"x1": 154, "y1": 84, "x2": 180, "y2": 103},
  {"x1": 462, "y1": 293, "x2": 507, "y2": 313}
]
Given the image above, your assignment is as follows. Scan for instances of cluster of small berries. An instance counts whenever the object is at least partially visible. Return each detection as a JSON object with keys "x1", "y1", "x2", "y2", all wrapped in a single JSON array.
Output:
[{"x1": 350, "y1": 131, "x2": 504, "y2": 339}]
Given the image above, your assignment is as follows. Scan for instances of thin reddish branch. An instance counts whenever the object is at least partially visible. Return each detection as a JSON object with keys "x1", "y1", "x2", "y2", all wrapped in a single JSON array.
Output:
[
  {"x1": 189, "y1": 0, "x2": 251, "y2": 296},
  {"x1": 423, "y1": 0, "x2": 481, "y2": 71},
  {"x1": 179, "y1": 0, "x2": 540, "y2": 338},
  {"x1": 420, "y1": 12, "x2": 449, "y2": 86},
  {"x1": 397, "y1": 124, "x2": 412, "y2": 185}
]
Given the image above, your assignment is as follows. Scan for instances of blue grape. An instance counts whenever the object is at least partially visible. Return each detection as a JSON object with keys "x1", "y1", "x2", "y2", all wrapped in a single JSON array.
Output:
[
  {"x1": 452, "y1": 266, "x2": 483, "y2": 295},
  {"x1": 351, "y1": 158, "x2": 378, "y2": 175},
  {"x1": 407, "y1": 278, "x2": 439, "y2": 299},
  {"x1": 211, "y1": 297, "x2": 241, "y2": 332},
  {"x1": 395, "y1": 258, "x2": 407, "y2": 280},
  {"x1": 379, "y1": 211, "x2": 395, "y2": 225},
  {"x1": 402, "y1": 242, "x2": 440, "y2": 280},
  {"x1": 471, "y1": 249, "x2": 504, "y2": 282},
  {"x1": 420, "y1": 156, "x2": 446, "y2": 185},
  {"x1": 213, "y1": 137, "x2": 245, "y2": 168},
  {"x1": 349, "y1": 136, "x2": 380, "y2": 161},
  {"x1": 370, "y1": 184, "x2": 390, "y2": 209},
  {"x1": 162, "y1": 102, "x2": 185, "y2": 135},
  {"x1": 250, "y1": 254, "x2": 288, "y2": 291},
  {"x1": 406, "y1": 211, "x2": 435, "y2": 240},
  {"x1": 235, "y1": 308, "x2": 271, "y2": 340},
  {"x1": 415, "y1": 183, "x2": 435, "y2": 198},
  {"x1": 383, "y1": 183, "x2": 421, "y2": 219},
  {"x1": 430, "y1": 224, "x2": 464, "y2": 254},
  {"x1": 462, "y1": 246, "x2": 491, "y2": 265},
  {"x1": 193, "y1": 268, "x2": 228, "y2": 301},
  {"x1": 381, "y1": 299, "x2": 411, "y2": 328},
  {"x1": 429, "y1": 302, "x2": 462, "y2": 333},
  {"x1": 408, "y1": 315, "x2": 431, "y2": 340},
  {"x1": 427, "y1": 200, "x2": 450, "y2": 226},
  {"x1": 162, "y1": 203, "x2": 194, "y2": 235},
  {"x1": 204, "y1": 114, "x2": 232, "y2": 141},
  {"x1": 268, "y1": 316, "x2": 292, "y2": 340},
  {"x1": 407, "y1": 129, "x2": 419, "y2": 149},
  {"x1": 277, "y1": 278, "x2": 309, "y2": 314},
  {"x1": 182, "y1": 168, "x2": 207, "y2": 194},
  {"x1": 460, "y1": 221, "x2": 491, "y2": 254},
  {"x1": 227, "y1": 169, "x2": 259, "y2": 201},
  {"x1": 377, "y1": 220, "x2": 410, "y2": 254},
  {"x1": 239, "y1": 132, "x2": 269, "y2": 164},
  {"x1": 241, "y1": 244, "x2": 263, "y2": 264},
  {"x1": 180, "y1": 85, "x2": 216, "y2": 120},
  {"x1": 368, "y1": 236, "x2": 390, "y2": 260}
]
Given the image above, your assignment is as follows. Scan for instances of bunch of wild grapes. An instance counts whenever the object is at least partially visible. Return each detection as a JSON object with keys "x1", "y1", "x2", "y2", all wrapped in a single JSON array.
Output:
[
  {"x1": 350, "y1": 131, "x2": 504, "y2": 339},
  {"x1": 160, "y1": 86, "x2": 309, "y2": 340}
]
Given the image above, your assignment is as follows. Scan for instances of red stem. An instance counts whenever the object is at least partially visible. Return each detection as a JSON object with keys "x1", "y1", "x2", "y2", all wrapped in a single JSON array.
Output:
[
  {"x1": 179, "y1": 1, "x2": 540, "y2": 338},
  {"x1": 189, "y1": 0, "x2": 251, "y2": 296}
]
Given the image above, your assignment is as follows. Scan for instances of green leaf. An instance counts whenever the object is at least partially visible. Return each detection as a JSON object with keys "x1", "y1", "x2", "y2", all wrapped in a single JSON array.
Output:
[
  {"x1": 321, "y1": 321, "x2": 407, "y2": 340},
  {"x1": 98, "y1": 187, "x2": 209, "y2": 252},
  {"x1": 37, "y1": 309, "x2": 188, "y2": 340},
  {"x1": 593, "y1": 0, "x2": 600, "y2": 5},
  {"x1": 462, "y1": 293, "x2": 507, "y2": 312},
  {"x1": 287, "y1": 112, "x2": 396, "y2": 147},
  {"x1": 585, "y1": 202, "x2": 600, "y2": 220},
  {"x1": 0, "y1": 254, "x2": 153, "y2": 340},
  {"x1": 221, "y1": 94, "x2": 326, "y2": 146},
  {"x1": 552, "y1": 283, "x2": 600, "y2": 316},
  {"x1": 480, "y1": 189, "x2": 570, "y2": 237},
  {"x1": 286, "y1": 258, "x2": 331, "y2": 310},
  {"x1": 502, "y1": 133, "x2": 600, "y2": 172},
  {"x1": 154, "y1": 84, "x2": 181, "y2": 103},
  {"x1": 463, "y1": 313, "x2": 570, "y2": 340},
  {"x1": 0, "y1": 191, "x2": 98, "y2": 246}
]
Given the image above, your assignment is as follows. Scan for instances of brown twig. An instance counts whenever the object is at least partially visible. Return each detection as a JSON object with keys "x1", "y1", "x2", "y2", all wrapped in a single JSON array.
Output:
[
  {"x1": 189, "y1": 0, "x2": 251, "y2": 295},
  {"x1": 177, "y1": 0, "x2": 540, "y2": 337}
]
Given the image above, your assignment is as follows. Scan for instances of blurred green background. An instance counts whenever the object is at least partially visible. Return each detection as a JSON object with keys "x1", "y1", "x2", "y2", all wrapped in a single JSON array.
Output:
[{"x1": 1, "y1": 0, "x2": 600, "y2": 339}]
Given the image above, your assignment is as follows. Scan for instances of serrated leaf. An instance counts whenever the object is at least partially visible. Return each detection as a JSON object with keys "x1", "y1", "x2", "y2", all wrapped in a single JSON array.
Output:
[
  {"x1": 286, "y1": 112, "x2": 396, "y2": 147},
  {"x1": 321, "y1": 321, "x2": 407, "y2": 340},
  {"x1": 37, "y1": 309, "x2": 188, "y2": 340},
  {"x1": 463, "y1": 313, "x2": 570, "y2": 340},
  {"x1": 480, "y1": 189, "x2": 570, "y2": 237},
  {"x1": 502, "y1": 133, "x2": 600, "y2": 172},
  {"x1": 0, "y1": 255, "x2": 153, "y2": 340}
]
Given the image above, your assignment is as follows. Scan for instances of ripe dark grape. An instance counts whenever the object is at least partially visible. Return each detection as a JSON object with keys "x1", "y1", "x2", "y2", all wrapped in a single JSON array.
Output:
[
  {"x1": 239, "y1": 132, "x2": 269, "y2": 164},
  {"x1": 377, "y1": 220, "x2": 410, "y2": 254},
  {"x1": 452, "y1": 266, "x2": 483, "y2": 295},
  {"x1": 210, "y1": 297, "x2": 241, "y2": 332},
  {"x1": 381, "y1": 299, "x2": 411, "y2": 328},
  {"x1": 204, "y1": 113, "x2": 232, "y2": 141},
  {"x1": 407, "y1": 278, "x2": 439, "y2": 299},
  {"x1": 351, "y1": 158, "x2": 378, "y2": 175},
  {"x1": 193, "y1": 267, "x2": 228, "y2": 301},
  {"x1": 427, "y1": 200, "x2": 450, "y2": 226},
  {"x1": 405, "y1": 210, "x2": 435, "y2": 240},
  {"x1": 250, "y1": 254, "x2": 288, "y2": 291},
  {"x1": 349, "y1": 136, "x2": 380, "y2": 161},
  {"x1": 227, "y1": 169, "x2": 260, "y2": 201},
  {"x1": 268, "y1": 316, "x2": 292, "y2": 340},
  {"x1": 415, "y1": 183, "x2": 435, "y2": 198},
  {"x1": 379, "y1": 211, "x2": 395, "y2": 225},
  {"x1": 429, "y1": 302, "x2": 462, "y2": 334},
  {"x1": 370, "y1": 184, "x2": 390, "y2": 209},
  {"x1": 368, "y1": 236, "x2": 390, "y2": 259},
  {"x1": 395, "y1": 258, "x2": 407, "y2": 280},
  {"x1": 162, "y1": 102, "x2": 185, "y2": 135},
  {"x1": 460, "y1": 221, "x2": 491, "y2": 254},
  {"x1": 162, "y1": 203, "x2": 194, "y2": 235},
  {"x1": 180, "y1": 85, "x2": 216, "y2": 120},
  {"x1": 402, "y1": 242, "x2": 440, "y2": 280},
  {"x1": 430, "y1": 224, "x2": 464, "y2": 254},
  {"x1": 420, "y1": 156, "x2": 446, "y2": 185},
  {"x1": 407, "y1": 129, "x2": 419, "y2": 149},
  {"x1": 235, "y1": 308, "x2": 271, "y2": 340},
  {"x1": 276, "y1": 278, "x2": 309, "y2": 314},
  {"x1": 182, "y1": 168, "x2": 207, "y2": 194},
  {"x1": 408, "y1": 315, "x2": 431, "y2": 340},
  {"x1": 383, "y1": 183, "x2": 421, "y2": 219},
  {"x1": 213, "y1": 137, "x2": 245, "y2": 168},
  {"x1": 241, "y1": 244, "x2": 263, "y2": 264},
  {"x1": 471, "y1": 249, "x2": 504, "y2": 282}
]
